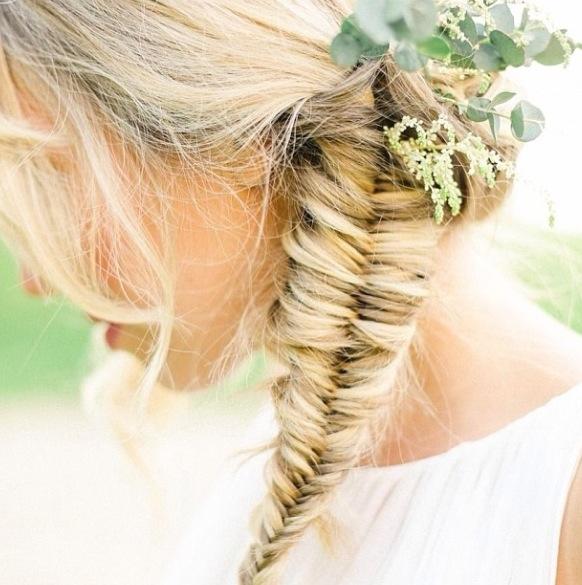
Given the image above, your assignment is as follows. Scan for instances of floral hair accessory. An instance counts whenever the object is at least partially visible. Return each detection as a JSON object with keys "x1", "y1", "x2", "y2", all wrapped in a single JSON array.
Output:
[
  {"x1": 330, "y1": 0, "x2": 580, "y2": 142},
  {"x1": 384, "y1": 113, "x2": 514, "y2": 223},
  {"x1": 328, "y1": 0, "x2": 579, "y2": 223}
]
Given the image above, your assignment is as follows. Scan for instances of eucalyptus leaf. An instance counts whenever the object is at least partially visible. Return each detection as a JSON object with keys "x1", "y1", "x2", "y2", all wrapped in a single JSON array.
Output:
[
  {"x1": 385, "y1": 0, "x2": 409, "y2": 23},
  {"x1": 466, "y1": 97, "x2": 492, "y2": 122},
  {"x1": 390, "y1": 18, "x2": 413, "y2": 41},
  {"x1": 416, "y1": 35, "x2": 451, "y2": 59},
  {"x1": 519, "y1": 7, "x2": 530, "y2": 30},
  {"x1": 475, "y1": 22, "x2": 486, "y2": 38},
  {"x1": 473, "y1": 43, "x2": 503, "y2": 71},
  {"x1": 510, "y1": 100, "x2": 545, "y2": 141},
  {"x1": 360, "y1": 41, "x2": 391, "y2": 58},
  {"x1": 449, "y1": 52, "x2": 476, "y2": 69},
  {"x1": 403, "y1": 0, "x2": 438, "y2": 41},
  {"x1": 534, "y1": 32, "x2": 569, "y2": 66},
  {"x1": 341, "y1": 15, "x2": 391, "y2": 60},
  {"x1": 355, "y1": 0, "x2": 395, "y2": 44},
  {"x1": 523, "y1": 24, "x2": 551, "y2": 58},
  {"x1": 490, "y1": 4, "x2": 515, "y2": 35},
  {"x1": 330, "y1": 32, "x2": 364, "y2": 67},
  {"x1": 488, "y1": 112, "x2": 501, "y2": 142},
  {"x1": 490, "y1": 91, "x2": 516, "y2": 107},
  {"x1": 459, "y1": 14, "x2": 478, "y2": 45},
  {"x1": 395, "y1": 43, "x2": 429, "y2": 70},
  {"x1": 446, "y1": 35, "x2": 474, "y2": 58},
  {"x1": 341, "y1": 15, "x2": 366, "y2": 39},
  {"x1": 490, "y1": 30, "x2": 525, "y2": 67}
]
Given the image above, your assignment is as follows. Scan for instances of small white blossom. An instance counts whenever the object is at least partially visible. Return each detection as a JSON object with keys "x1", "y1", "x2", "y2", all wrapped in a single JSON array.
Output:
[{"x1": 383, "y1": 115, "x2": 514, "y2": 224}]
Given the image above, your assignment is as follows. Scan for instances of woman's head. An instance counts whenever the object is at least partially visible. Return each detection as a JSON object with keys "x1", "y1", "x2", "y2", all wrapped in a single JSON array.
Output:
[{"x1": 0, "y1": 1, "x2": 516, "y2": 583}]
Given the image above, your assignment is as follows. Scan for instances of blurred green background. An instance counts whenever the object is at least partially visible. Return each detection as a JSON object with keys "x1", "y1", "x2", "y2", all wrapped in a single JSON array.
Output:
[
  {"x1": 0, "y1": 239, "x2": 93, "y2": 397},
  {"x1": 1, "y1": 222, "x2": 581, "y2": 397}
]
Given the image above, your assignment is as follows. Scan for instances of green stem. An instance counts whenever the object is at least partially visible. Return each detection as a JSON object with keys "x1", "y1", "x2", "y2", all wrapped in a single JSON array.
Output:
[{"x1": 435, "y1": 94, "x2": 512, "y2": 121}]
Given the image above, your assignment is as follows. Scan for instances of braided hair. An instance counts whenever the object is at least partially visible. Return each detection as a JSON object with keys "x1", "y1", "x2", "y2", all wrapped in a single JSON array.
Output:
[{"x1": 238, "y1": 54, "x2": 514, "y2": 584}]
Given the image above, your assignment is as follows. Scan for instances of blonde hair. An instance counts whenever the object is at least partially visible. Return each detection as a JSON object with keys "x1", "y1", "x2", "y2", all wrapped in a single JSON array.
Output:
[{"x1": 0, "y1": 2, "x2": 517, "y2": 584}]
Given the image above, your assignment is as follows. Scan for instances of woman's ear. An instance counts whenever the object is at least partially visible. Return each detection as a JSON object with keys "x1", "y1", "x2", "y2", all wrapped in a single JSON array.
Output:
[
  {"x1": 202, "y1": 134, "x2": 272, "y2": 191},
  {"x1": 232, "y1": 141, "x2": 271, "y2": 189}
]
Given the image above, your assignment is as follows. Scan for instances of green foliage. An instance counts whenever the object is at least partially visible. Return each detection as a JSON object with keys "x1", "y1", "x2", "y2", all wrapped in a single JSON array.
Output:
[
  {"x1": 416, "y1": 35, "x2": 451, "y2": 59},
  {"x1": 466, "y1": 97, "x2": 492, "y2": 122},
  {"x1": 534, "y1": 31, "x2": 574, "y2": 66},
  {"x1": 0, "y1": 240, "x2": 93, "y2": 396},
  {"x1": 383, "y1": 114, "x2": 514, "y2": 224},
  {"x1": 330, "y1": 33, "x2": 365, "y2": 68},
  {"x1": 490, "y1": 30, "x2": 525, "y2": 67},
  {"x1": 395, "y1": 42, "x2": 428, "y2": 70},
  {"x1": 490, "y1": 4, "x2": 514, "y2": 34},
  {"x1": 510, "y1": 100, "x2": 545, "y2": 142},
  {"x1": 329, "y1": 0, "x2": 580, "y2": 144}
]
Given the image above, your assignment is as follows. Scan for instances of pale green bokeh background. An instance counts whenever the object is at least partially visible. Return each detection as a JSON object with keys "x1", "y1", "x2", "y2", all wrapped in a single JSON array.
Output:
[{"x1": 0, "y1": 239, "x2": 93, "y2": 396}]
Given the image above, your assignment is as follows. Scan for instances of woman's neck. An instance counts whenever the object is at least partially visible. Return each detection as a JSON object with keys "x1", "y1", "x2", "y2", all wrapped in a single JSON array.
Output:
[{"x1": 379, "y1": 224, "x2": 582, "y2": 464}]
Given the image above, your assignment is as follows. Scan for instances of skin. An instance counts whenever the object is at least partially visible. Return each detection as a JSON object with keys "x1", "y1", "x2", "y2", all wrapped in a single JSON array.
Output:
[
  {"x1": 19, "y1": 158, "x2": 286, "y2": 391},
  {"x1": 17, "y1": 159, "x2": 582, "y2": 583},
  {"x1": 15, "y1": 85, "x2": 286, "y2": 392},
  {"x1": 382, "y1": 225, "x2": 582, "y2": 465}
]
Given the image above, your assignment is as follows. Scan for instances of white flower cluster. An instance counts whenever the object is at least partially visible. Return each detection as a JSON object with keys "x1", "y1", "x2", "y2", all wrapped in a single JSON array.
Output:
[
  {"x1": 437, "y1": 0, "x2": 495, "y2": 36},
  {"x1": 383, "y1": 114, "x2": 515, "y2": 224},
  {"x1": 437, "y1": 4, "x2": 469, "y2": 43}
]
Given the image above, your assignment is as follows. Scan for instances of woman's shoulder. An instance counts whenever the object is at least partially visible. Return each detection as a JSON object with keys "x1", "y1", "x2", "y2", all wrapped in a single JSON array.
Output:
[{"x1": 557, "y1": 459, "x2": 582, "y2": 585}]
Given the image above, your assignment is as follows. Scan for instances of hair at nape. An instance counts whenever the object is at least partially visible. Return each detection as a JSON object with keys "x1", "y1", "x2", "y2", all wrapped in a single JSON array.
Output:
[{"x1": 0, "y1": 2, "x2": 520, "y2": 584}]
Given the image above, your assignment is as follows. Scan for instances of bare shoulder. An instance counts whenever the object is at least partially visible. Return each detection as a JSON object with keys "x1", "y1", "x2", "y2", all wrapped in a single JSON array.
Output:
[
  {"x1": 556, "y1": 455, "x2": 582, "y2": 585},
  {"x1": 553, "y1": 329, "x2": 582, "y2": 585},
  {"x1": 526, "y1": 325, "x2": 582, "y2": 584}
]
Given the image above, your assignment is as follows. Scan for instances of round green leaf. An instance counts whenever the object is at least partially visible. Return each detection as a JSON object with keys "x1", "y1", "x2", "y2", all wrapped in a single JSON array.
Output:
[
  {"x1": 487, "y1": 113, "x2": 501, "y2": 142},
  {"x1": 449, "y1": 52, "x2": 476, "y2": 69},
  {"x1": 523, "y1": 24, "x2": 551, "y2": 58},
  {"x1": 330, "y1": 33, "x2": 364, "y2": 68},
  {"x1": 466, "y1": 97, "x2": 492, "y2": 123},
  {"x1": 341, "y1": 15, "x2": 368, "y2": 42},
  {"x1": 360, "y1": 41, "x2": 391, "y2": 58},
  {"x1": 446, "y1": 35, "x2": 474, "y2": 58},
  {"x1": 342, "y1": 14, "x2": 390, "y2": 60},
  {"x1": 490, "y1": 30, "x2": 525, "y2": 67},
  {"x1": 490, "y1": 4, "x2": 515, "y2": 35},
  {"x1": 534, "y1": 32, "x2": 570, "y2": 66},
  {"x1": 416, "y1": 35, "x2": 451, "y2": 59},
  {"x1": 389, "y1": 18, "x2": 412, "y2": 41},
  {"x1": 394, "y1": 43, "x2": 428, "y2": 70},
  {"x1": 473, "y1": 43, "x2": 503, "y2": 72},
  {"x1": 459, "y1": 14, "x2": 478, "y2": 45},
  {"x1": 510, "y1": 100, "x2": 545, "y2": 142},
  {"x1": 355, "y1": 0, "x2": 395, "y2": 44},
  {"x1": 403, "y1": 0, "x2": 438, "y2": 41},
  {"x1": 385, "y1": 0, "x2": 409, "y2": 23},
  {"x1": 490, "y1": 91, "x2": 516, "y2": 107}
]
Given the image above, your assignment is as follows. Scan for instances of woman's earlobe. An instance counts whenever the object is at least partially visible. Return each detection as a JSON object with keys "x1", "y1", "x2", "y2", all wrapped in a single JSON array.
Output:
[{"x1": 19, "y1": 265, "x2": 50, "y2": 297}]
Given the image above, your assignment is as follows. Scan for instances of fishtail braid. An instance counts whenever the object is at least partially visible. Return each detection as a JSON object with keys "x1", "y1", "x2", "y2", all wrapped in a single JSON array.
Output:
[{"x1": 238, "y1": 62, "x2": 452, "y2": 585}]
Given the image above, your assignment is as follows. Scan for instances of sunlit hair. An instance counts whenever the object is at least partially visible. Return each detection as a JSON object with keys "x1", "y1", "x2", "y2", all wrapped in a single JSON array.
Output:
[{"x1": 0, "y1": 1, "x2": 518, "y2": 584}]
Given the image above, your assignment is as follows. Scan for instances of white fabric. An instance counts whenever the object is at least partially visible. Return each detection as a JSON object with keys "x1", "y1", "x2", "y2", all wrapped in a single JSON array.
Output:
[{"x1": 161, "y1": 380, "x2": 582, "y2": 585}]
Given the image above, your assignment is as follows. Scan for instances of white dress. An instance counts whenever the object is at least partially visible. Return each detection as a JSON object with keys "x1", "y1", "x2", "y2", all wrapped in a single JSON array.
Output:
[{"x1": 160, "y1": 380, "x2": 582, "y2": 585}]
